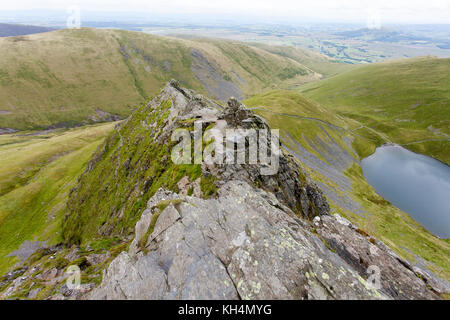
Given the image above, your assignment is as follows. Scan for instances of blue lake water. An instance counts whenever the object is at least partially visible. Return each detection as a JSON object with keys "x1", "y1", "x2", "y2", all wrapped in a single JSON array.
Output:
[{"x1": 361, "y1": 145, "x2": 450, "y2": 238}]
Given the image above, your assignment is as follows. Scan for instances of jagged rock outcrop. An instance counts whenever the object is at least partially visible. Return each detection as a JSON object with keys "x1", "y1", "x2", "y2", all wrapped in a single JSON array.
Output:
[
  {"x1": 86, "y1": 108, "x2": 121, "y2": 123},
  {"x1": 314, "y1": 215, "x2": 441, "y2": 299},
  {"x1": 88, "y1": 181, "x2": 442, "y2": 300},
  {"x1": 89, "y1": 181, "x2": 380, "y2": 300},
  {"x1": 86, "y1": 81, "x2": 442, "y2": 300},
  {"x1": 213, "y1": 96, "x2": 329, "y2": 219}
]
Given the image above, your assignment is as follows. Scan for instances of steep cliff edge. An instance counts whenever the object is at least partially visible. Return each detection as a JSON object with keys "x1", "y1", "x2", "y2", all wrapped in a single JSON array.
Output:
[
  {"x1": 1, "y1": 81, "x2": 446, "y2": 300},
  {"x1": 82, "y1": 81, "x2": 442, "y2": 299},
  {"x1": 88, "y1": 179, "x2": 441, "y2": 300},
  {"x1": 62, "y1": 80, "x2": 329, "y2": 245}
]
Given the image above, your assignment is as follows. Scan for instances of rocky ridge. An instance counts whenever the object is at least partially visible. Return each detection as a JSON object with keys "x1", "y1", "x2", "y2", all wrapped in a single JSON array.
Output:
[
  {"x1": 86, "y1": 81, "x2": 442, "y2": 300},
  {"x1": 0, "y1": 80, "x2": 446, "y2": 300}
]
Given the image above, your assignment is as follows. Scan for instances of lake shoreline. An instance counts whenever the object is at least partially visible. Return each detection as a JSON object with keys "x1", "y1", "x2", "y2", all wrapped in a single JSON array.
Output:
[{"x1": 362, "y1": 144, "x2": 450, "y2": 239}]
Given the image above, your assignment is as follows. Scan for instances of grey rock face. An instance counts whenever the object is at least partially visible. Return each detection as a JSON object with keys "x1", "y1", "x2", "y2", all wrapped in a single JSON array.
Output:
[
  {"x1": 314, "y1": 215, "x2": 441, "y2": 299},
  {"x1": 5, "y1": 240, "x2": 47, "y2": 262},
  {"x1": 218, "y1": 97, "x2": 254, "y2": 128},
  {"x1": 89, "y1": 180, "x2": 385, "y2": 300},
  {"x1": 87, "y1": 109, "x2": 121, "y2": 123},
  {"x1": 0, "y1": 128, "x2": 18, "y2": 135},
  {"x1": 213, "y1": 95, "x2": 330, "y2": 219},
  {"x1": 190, "y1": 49, "x2": 244, "y2": 102}
]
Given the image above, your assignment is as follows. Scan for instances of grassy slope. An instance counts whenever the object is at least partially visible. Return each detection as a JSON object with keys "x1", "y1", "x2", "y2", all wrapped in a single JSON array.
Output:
[
  {"x1": 245, "y1": 90, "x2": 450, "y2": 280},
  {"x1": 244, "y1": 90, "x2": 357, "y2": 161},
  {"x1": 0, "y1": 123, "x2": 115, "y2": 274},
  {"x1": 0, "y1": 28, "x2": 325, "y2": 130},
  {"x1": 300, "y1": 56, "x2": 450, "y2": 164}
]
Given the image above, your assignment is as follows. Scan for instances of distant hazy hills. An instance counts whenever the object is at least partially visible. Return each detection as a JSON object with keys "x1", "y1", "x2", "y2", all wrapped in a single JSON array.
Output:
[
  {"x1": 0, "y1": 28, "x2": 343, "y2": 130},
  {"x1": 334, "y1": 27, "x2": 450, "y2": 48},
  {"x1": 0, "y1": 23, "x2": 55, "y2": 37},
  {"x1": 335, "y1": 27, "x2": 424, "y2": 42},
  {"x1": 248, "y1": 42, "x2": 354, "y2": 78}
]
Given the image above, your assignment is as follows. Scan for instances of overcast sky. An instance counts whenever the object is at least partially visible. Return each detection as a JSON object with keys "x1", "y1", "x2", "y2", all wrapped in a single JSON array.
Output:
[{"x1": 1, "y1": 0, "x2": 449, "y2": 24}]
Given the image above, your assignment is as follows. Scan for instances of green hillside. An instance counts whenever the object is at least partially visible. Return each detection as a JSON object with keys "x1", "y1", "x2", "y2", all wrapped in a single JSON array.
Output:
[
  {"x1": 245, "y1": 90, "x2": 450, "y2": 280},
  {"x1": 0, "y1": 123, "x2": 115, "y2": 274},
  {"x1": 0, "y1": 28, "x2": 328, "y2": 131},
  {"x1": 300, "y1": 56, "x2": 450, "y2": 164}
]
